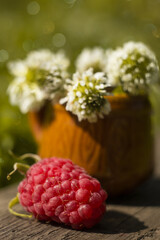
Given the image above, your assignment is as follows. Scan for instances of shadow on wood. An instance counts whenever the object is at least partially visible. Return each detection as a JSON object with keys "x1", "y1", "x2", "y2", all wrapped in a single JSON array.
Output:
[
  {"x1": 38, "y1": 210, "x2": 147, "y2": 234},
  {"x1": 87, "y1": 210, "x2": 147, "y2": 234}
]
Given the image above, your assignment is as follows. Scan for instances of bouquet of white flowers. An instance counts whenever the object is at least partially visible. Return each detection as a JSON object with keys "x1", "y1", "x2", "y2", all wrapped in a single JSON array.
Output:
[{"x1": 8, "y1": 42, "x2": 159, "y2": 122}]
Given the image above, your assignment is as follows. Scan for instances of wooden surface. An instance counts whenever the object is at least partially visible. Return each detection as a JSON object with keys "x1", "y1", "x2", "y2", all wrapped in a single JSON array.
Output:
[{"x1": 0, "y1": 133, "x2": 160, "y2": 240}]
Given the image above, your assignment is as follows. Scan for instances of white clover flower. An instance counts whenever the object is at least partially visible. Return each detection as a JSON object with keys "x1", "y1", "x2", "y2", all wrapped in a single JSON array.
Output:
[
  {"x1": 26, "y1": 49, "x2": 70, "y2": 71},
  {"x1": 7, "y1": 77, "x2": 45, "y2": 113},
  {"x1": 61, "y1": 68, "x2": 111, "y2": 122},
  {"x1": 7, "y1": 49, "x2": 70, "y2": 112},
  {"x1": 75, "y1": 47, "x2": 111, "y2": 73},
  {"x1": 39, "y1": 62, "x2": 68, "y2": 102},
  {"x1": 26, "y1": 49, "x2": 54, "y2": 68},
  {"x1": 50, "y1": 51, "x2": 70, "y2": 71},
  {"x1": 8, "y1": 61, "x2": 28, "y2": 77},
  {"x1": 106, "y1": 41, "x2": 159, "y2": 94}
]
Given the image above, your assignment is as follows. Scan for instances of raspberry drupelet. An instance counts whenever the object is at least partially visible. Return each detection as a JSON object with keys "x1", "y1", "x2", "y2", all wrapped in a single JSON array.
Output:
[{"x1": 10, "y1": 157, "x2": 107, "y2": 229}]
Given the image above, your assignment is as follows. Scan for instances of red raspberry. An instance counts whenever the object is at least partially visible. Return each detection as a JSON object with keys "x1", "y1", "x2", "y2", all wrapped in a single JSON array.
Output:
[{"x1": 17, "y1": 157, "x2": 107, "y2": 229}]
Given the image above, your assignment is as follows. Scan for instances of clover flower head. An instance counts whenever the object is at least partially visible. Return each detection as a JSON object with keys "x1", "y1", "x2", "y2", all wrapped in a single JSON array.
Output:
[
  {"x1": 61, "y1": 68, "x2": 111, "y2": 122},
  {"x1": 7, "y1": 77, "x2": 45, "y2": 113},
  {"x1": 8, "y1": 61, "x2": 28, "y2": 77},
  {"x1": 39, "y1": 61, "x2": 68, "y2": 102},
  {"x1": 7, "y1": 49, "x2": 70, "y2": 112},
  {"x1": 106, "y1": 41, "x2": 159, "y2": 94},
  {"x1": 75, "y1": 47, "x2": 110, "y2": 73},
  {"x1": 50, "y1": 51, "x2": 70, "y2": 71},
  {"x1": 26, "y1": 49, "x2": 70, "y2": 71},
  {"x1": 26, "y1": 49, "x2": 54, "y2": 68}
]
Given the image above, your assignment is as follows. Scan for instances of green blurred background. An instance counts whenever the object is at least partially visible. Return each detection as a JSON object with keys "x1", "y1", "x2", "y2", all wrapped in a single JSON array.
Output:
[{"x1": 0, "y1": 0, "x2": 160, "y2": 187}]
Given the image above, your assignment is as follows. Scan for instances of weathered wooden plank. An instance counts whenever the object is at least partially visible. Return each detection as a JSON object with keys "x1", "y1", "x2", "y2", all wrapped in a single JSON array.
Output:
[
  {"x1": 0, "y1": 132, "x2": 160, "y2": 240},
  {"x1": 1, "y1": 181, "x2": 160, "y2": 240}
]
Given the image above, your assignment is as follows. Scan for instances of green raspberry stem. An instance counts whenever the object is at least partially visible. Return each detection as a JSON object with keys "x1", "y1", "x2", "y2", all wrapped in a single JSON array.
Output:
[
  {"x1": 8, "y1": 193, "x2": 32, "y2": 219},
  {"x1": 9, "y1": 150, "x2": 41, "y2": 163},
  {"x1": 7, "y1": 163, "x2": 30, "y2": 180}
]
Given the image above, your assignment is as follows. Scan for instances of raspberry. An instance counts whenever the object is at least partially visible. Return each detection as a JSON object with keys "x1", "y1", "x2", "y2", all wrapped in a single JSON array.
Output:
[{"x1": 15, "y1": 157, "x2": 107, "y2": 229}]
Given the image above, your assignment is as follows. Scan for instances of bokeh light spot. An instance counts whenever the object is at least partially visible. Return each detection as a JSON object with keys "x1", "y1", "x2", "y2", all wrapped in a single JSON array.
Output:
[
  {"x1": 27, "y1": 1, "x2": 40, "y2": 15},
  {"x1": 0, "y1": 50, "x2": 9, "y2": 62},
  {"x1": 52, "y1": 33, "x2": 66, "y2": 48}
]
